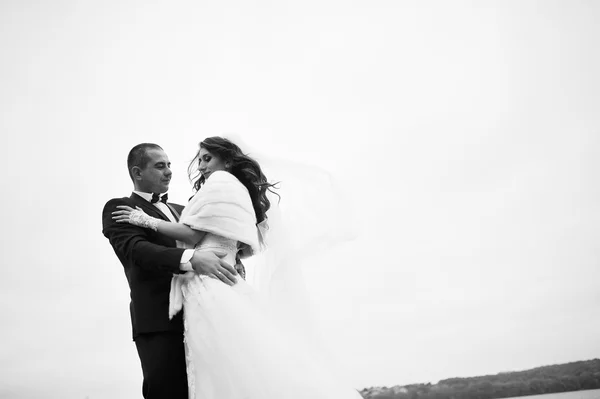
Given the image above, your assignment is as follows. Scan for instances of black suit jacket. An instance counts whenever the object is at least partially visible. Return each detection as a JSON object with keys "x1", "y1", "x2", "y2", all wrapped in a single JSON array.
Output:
[{"x1": 102, "y1": 193, "x2": 186, "y2": 339}]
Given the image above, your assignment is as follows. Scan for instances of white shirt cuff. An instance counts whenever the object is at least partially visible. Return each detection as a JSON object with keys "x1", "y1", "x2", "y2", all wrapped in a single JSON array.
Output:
[{"x1": 179, "y1": 249, "x2": 194, "y2": 272}]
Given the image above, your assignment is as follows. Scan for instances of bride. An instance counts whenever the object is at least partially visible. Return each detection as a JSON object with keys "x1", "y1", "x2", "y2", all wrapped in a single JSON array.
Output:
[{"x1": 113, "y1": 136, "x2": 362, "y2": 399}]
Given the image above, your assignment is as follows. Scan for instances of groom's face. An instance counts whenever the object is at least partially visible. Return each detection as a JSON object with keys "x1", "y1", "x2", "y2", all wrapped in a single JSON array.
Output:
[{"x1": 135, "y1": 149, "x2": 172, "y2": 194}]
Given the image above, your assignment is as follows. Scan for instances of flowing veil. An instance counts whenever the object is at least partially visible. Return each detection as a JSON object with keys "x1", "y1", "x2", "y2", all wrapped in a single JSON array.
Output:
[
  {"x1": 223, "y1": 133, "x2": 358, "y2": 349},
  {"x1": 176, "y1": 134, "x2": 363, "y2": 399}
]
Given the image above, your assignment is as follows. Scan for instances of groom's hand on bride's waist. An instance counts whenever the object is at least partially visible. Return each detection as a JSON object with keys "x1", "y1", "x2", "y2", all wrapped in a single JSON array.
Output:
[{"x1": 191, "y1": 250, "x2": 238, "y2": 286}]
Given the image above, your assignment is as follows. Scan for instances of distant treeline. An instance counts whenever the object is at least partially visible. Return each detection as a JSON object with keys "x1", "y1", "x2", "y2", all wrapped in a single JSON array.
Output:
[{"x1": 360, "y1": 359, "x2": 600, "y2": 399}]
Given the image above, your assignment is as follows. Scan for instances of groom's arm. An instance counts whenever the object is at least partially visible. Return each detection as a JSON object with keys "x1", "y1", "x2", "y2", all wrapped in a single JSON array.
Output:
[{"x1": 102, "y1": 198, "x2": 186, "y2": 274}]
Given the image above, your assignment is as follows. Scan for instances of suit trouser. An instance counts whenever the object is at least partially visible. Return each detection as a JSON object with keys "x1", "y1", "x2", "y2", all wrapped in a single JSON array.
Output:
[{"x1": 134, "y1": 331, "x2": 188, "y2": 399}]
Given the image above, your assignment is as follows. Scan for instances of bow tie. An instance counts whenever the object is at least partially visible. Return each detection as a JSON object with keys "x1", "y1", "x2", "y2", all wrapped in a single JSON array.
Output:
[{"x1": 151, "y1": 193, "x2": 168, "y2": 204}]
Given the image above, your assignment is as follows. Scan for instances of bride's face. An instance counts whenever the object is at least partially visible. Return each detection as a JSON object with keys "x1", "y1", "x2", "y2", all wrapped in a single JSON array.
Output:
[{"x1": 198, "y1": 147, "x2": 227, "y2": 179}]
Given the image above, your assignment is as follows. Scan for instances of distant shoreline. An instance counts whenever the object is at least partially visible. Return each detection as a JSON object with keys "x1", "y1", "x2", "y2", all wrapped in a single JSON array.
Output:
[{"x1": 359, "y1": 359, "x2": 600, "y2": 399}]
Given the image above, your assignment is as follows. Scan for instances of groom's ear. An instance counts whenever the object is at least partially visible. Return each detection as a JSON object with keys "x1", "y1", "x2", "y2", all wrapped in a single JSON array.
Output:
[{"x1": 130, "y1": 166, "x2": 143, "y2": 181}]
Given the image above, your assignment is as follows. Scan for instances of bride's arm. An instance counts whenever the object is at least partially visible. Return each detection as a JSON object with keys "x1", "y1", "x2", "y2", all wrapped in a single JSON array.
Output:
[
  {"x1": 155, "y1": 220, "x2": 206, "y2": 247},
  {"x1": 112, "y1": 205, "x2": 206, "y2": 247}
]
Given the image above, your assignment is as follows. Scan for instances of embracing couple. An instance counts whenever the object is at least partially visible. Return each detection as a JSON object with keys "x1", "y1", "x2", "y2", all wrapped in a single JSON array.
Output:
[{"x1": 102, "y1": 137, "x2": 361, "y2": 399}]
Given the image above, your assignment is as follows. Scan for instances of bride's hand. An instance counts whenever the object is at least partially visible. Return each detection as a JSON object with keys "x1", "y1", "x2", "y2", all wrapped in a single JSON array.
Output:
[
  {"x1": 112, "y1": 205, "x2": 143, "y2": 222},
  {"x1": 112, "y1": 205, "x2": 160, "y2": 231}
]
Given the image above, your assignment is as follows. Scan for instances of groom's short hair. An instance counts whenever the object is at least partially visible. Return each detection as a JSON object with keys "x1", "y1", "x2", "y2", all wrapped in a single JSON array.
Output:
[{"x1": 127, "y1": 143, "x2": 163, "y2": 181}]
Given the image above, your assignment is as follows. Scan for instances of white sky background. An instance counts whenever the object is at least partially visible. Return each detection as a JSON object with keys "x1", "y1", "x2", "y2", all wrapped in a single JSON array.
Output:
[{"x1": 1, "y1": 0, "x2": 600, "y2": 398}]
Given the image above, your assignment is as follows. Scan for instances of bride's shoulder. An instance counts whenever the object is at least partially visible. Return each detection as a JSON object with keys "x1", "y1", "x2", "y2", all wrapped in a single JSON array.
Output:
[
  {"x1": 197, "y1": 172, "x2": 248, "y2": 200},
  {"x1": 207, "y1": 171, "x2": 244, "y2": 188},
  {"x1": 185, "y1": 171, "x2": 251, "y2": 210},
  {"x1": 209, "y1": 170, "x2": 237, "y2": 182}
]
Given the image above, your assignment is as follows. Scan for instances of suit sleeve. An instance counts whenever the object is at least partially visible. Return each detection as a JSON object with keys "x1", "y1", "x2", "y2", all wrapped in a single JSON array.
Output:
[{"x1": 102, "y1": 198, "x2": 186, "y2": 274}]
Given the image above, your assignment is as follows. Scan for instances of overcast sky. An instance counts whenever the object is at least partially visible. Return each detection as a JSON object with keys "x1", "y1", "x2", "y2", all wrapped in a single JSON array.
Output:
[{"x1": 1, "y1": 1, "x2": 599, "y2": 398}]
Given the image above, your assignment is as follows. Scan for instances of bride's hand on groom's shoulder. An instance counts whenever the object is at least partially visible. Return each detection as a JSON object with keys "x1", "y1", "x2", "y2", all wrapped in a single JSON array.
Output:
[
  {"x1": 191, "y1": 250, "x2": 238, "y2": 286},
  {"x1": 112, "y1": 205, "x2": 159, "y2": 231}
]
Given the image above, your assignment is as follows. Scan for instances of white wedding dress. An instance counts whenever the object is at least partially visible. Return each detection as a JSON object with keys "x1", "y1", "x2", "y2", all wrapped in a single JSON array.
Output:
[
  {"x1": 160, "y1": 170, "x2": 360, "y2": 399},
  {"x1": 179, "y1": 233, "x2": 362, "y2": 399}
]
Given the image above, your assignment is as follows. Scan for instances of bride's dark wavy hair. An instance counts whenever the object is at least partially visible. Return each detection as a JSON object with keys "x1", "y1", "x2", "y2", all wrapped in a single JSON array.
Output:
[{"x1": 188, "y1": 136, "x2": 279, "y2": 224}]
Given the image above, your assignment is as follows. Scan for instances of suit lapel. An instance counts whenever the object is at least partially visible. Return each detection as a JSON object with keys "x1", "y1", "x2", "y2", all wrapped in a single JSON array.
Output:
[
  {"x1": 166, "y1": 203, "x2": 180, "y2": 222},
  {"x1": 130, "y1": 193, "x2": 171, "y2": 221}
]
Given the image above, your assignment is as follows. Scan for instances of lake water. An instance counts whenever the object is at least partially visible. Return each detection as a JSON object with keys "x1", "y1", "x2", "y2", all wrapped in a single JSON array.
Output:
[{"x1": 504, "y1": 390, "x2": 600, "y2": 399}]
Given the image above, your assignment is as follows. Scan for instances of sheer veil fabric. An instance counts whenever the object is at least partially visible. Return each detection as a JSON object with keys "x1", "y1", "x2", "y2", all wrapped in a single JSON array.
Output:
[
  {"x1": 178, "y1": 134, "x2": 362, "y2": 398},
  {"x1": 223, "y1": 133, "x2": 358, "y2": 365}
]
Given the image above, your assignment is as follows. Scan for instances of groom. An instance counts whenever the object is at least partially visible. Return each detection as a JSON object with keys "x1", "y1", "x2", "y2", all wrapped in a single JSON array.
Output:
[{"x1": 102, "y1": 143, "x2": 238, "y2": 399}]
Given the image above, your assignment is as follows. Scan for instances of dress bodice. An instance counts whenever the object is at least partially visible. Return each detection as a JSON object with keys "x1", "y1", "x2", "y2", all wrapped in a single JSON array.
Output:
[{"x1": 195, "y1": 233, "x2": 238, "y2": 266}]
